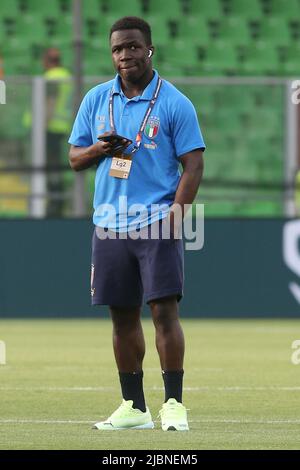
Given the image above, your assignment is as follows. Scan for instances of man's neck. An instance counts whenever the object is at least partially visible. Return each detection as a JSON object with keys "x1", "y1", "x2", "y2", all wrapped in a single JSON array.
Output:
[{"x1": 121, "y1": 69, "x2": 154, "y2": 99}]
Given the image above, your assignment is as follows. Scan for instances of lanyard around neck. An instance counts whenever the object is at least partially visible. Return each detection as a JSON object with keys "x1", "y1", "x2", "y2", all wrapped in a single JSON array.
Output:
[{"x1": 109, "y1": 76, "x2": 162, "y2": 154}]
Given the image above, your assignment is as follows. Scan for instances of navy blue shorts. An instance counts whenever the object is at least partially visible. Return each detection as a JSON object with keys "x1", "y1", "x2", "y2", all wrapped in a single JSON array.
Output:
[{"x1": 91, "y1": 220, "x2": 184, "y2": 307}]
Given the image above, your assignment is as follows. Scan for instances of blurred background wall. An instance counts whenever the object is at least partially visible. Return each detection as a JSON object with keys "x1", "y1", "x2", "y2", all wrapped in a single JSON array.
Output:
[{"x1": 0, "y1": 218, "x2": 300, "y2": 317}]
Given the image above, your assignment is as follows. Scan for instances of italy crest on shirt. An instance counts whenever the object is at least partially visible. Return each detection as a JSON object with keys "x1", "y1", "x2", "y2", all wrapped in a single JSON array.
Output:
[{"x1": 144, "y1": 116, "x2": 160, "y2": 139}]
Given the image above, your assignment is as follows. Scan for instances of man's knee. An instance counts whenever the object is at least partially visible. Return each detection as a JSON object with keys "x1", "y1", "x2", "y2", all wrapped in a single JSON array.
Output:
[
  {"x1": 150, "y1": 296, "x2": 179, "y2": 331},
  {"x1": 109, "y1": 306, "x2": 141, "y2": 334}
]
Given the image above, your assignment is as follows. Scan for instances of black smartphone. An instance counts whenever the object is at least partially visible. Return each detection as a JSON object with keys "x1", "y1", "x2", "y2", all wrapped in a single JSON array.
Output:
[{"x1": 98, "y1": 134, "x2": 132, "y2": 145}]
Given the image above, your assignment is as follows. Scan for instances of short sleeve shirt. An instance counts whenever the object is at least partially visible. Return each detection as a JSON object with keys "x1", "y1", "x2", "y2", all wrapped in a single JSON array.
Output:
[{"x1": 68, "y1": 70, "x2": 205, "y2": 231}]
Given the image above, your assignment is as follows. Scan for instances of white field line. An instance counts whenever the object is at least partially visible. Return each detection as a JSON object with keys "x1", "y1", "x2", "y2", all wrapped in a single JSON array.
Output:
[
  {"x1": 0, "y1": 386, "x2": 300, "y2": 392},
  {"x1": 0, "y1": 418, "x2": 300, "y2": 425},
  {"x1": 6, "y1": 386, "x2": 129, "y2": 392},
  {"x1": 151, "y1": 386, "x2": 300, "y2": 392},
  {"x1": 0, "y1": 419, "x2": 95, "y2": 424}
]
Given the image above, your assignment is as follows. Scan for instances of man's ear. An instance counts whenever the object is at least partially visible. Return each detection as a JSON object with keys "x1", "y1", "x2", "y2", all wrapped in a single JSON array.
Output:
[{"x1": 148, "y1": 46, "x2": 154, "y2": 58}]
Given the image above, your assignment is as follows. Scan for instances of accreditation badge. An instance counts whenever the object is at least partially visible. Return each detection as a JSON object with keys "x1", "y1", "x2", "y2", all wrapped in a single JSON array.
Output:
[{"x1": 109, "y1": 155, "x2": 132, "y2": 179}]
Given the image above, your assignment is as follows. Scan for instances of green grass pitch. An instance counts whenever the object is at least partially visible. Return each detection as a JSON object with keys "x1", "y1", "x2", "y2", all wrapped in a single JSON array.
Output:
[{"x1": 0, "y1": 318, "x2": 299, "y2": 450}]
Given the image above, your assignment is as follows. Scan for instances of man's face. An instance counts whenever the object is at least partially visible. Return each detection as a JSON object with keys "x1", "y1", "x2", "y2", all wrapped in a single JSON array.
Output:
[{"x1": 110, "y1": 29, "x2": 152, "y2": 82}]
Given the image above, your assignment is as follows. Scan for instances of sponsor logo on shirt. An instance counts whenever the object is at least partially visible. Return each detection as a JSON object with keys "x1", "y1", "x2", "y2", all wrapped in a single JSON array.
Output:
[
  {"x1": 97, "y1": 115, "x2": 106, "y2": 131},
  {"x1": 144, "y1": 141, "x2": 157, "y2": 150}
]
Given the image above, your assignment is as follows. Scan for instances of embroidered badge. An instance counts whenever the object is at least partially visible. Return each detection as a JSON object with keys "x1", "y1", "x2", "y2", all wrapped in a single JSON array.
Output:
[{"x1": 144, "y1": 117, "x2": 160, "y2": 139}]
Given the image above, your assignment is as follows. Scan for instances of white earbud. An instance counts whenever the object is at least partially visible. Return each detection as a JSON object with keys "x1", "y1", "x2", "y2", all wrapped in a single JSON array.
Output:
[{"x1": 148, "y1": 50, "x2": 153, "y2": 58}]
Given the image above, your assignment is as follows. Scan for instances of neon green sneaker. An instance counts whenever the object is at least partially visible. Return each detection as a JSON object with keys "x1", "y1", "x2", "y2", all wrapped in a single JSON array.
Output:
[
  {"x1": 159, "y1": 398, "x2": 189, "y2": 431},
  {"x1": 93, "y1": 399, "x2": 154, "y2": 430}
]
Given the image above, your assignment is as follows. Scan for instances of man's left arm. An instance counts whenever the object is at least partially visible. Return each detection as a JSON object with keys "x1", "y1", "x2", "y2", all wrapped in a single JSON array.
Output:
[
  {"x1": 168, "y1": 93, "x2": 206, "y2": 232},
  {"x1": 169, "y1": 150, "x2": 204, "y2": 233}
]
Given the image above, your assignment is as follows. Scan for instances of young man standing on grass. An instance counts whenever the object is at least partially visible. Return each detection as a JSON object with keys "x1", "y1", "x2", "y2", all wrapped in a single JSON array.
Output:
[{"x1": 68, "y1": 16, "x2": 205, "y2": 431}]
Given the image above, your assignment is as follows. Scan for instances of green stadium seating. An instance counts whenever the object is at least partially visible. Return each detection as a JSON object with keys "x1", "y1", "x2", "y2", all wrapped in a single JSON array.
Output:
[
  {"x1": 1, "y1": 16, "x2": 17, "y2": 38},
  {"x1": 270, "y1": 0, "x2": 300, "y2": 19},
  {"x1": 83, "y1": 16, "x2": 112, "y2": 46},
  {"x1": 189, "y1": 75, "x2": 285, "y2": 217},
  {"x1": 1, "y1": 36, "x2": 33, "y2": 74},
  {"x1": 260, "y1": 17, "x2": 292, "y2": 46},
  {"x1": 213, "y1": 86, "x2": 256, "y2": 111},
  {"x1": 59, "y1": 0, "x2": 72, "y2": 14},
  {"x1": 145, "y1": 15, "x2": 170, "y2": 44},
  {"x1": 99, "y1": 0, "x2": 142, "y2": 17},
  {"x1": 1, "y1": 56, "x2": 26, "y2": 75},
  {"x1": 179, "y1": 86, "x2": 216, "y2": 115},
  {"x1": 248, "y1": 108, "x2": 282, "y2": 137},
  {"x1": 23, "y1": 0, "x2": 61, "y2": 17},
  {"x1": 0, "y1": 0, "x2": 299, "y2": 81},
  {"x1": 217, "y1": 17, "x2": 251, "y2": 46},
  {"x1": 175, "y1": 16, "x2": 210, "y2": 44},
  {"x1": 56, "y1": 16, "x2": 73, "y2": 43},
  {"x1": 83, "y1": 44, "x2": 113, "y2": 76},
  {"x1": 214, "y1": 110, "x2": 244, "y2": 138},
  {"x1": 82, "y1": 0, "x2": 103, "y2": 17},
  {"x1": 201, "y1": 42, "x2": 238, "y2": 75},
  {"x1": 240, "y1": 41, "x2": 279, "y2": 75},
  {"x1": 82, "y1": 17, "x2": 102, "y2": 46},
  {"x1": 279, "y1": 44, "x2": 300, "y2": 76},
  {"x1": 16, "y1": 15, "x2": 54, "y2": 43},
  {"x1": 229, "y1": 0, "x2": 262, "y2": 17},
  {"x1": 142, "y1": 0, "x2": 182, "y2": 17},
  {"x1": 0, "y1": 0, "x2": 18, "y2": 16},
  {"x1": 159, "y1": 39, "x2": 199, "y2": 76},
  {"x1": 186, "y1": 0, "x2": 222, "y2": 17},
  {"x1": 251, "y1": 84, "x2": 283, "y2": 108}
]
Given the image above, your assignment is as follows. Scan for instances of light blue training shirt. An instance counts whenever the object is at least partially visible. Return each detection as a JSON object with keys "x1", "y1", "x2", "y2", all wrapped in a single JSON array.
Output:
[{"x1": 68, "y1": 70, "x2": 205, "y2": 231}]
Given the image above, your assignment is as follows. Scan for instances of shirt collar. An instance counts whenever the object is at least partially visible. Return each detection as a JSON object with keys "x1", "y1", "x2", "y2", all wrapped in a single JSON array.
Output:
[{"x1": 111, "y1": 70, "x2": 159, "y2": 101}]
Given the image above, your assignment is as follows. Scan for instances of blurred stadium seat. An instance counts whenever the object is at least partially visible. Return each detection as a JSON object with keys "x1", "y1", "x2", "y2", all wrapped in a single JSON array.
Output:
[
  {"x1": 270, "y1": 0, "x2": 300, "y2": 19},
  {"x1": 228, "y1": 0, "x2": 263, "y2": 17},
  {"x1": 186, "y1": 0, "x2": 223, "y2": 17}
]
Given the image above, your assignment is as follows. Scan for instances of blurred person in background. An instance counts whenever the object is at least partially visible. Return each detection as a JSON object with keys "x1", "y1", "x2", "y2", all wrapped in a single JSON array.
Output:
[{"x1": 43, "y1": 47, "x2": 72, "y2": 217}]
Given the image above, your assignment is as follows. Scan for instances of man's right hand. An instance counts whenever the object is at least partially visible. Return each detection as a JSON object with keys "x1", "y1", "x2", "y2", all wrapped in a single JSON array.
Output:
[
  {"x1": 97, "y1": 131, "x2": 131, "y2": 155},
  {"x1": 69, "y1": 142, "x2": 113, "y2": 172},
  {"x1": 69, "y1": 134, "x2": 130, "y2": 172},
  {"x1": 92, "y1": 140, "x2": 113, "y2": 158}
]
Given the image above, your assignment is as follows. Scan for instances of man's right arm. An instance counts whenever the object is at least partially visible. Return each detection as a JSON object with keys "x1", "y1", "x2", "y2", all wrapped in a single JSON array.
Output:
[{"x1": 69, "y1": 141, "x2": 112, "y2": 172}]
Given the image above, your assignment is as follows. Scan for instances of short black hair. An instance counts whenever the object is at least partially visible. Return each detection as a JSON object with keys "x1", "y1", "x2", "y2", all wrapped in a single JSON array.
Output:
[{"x1": 110, "y1": 16, "x2": 152, "y2": 45}]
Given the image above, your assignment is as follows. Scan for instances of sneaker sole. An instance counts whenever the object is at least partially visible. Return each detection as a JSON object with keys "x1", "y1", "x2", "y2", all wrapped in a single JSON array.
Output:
[
  {"x1": 93, "y1": 421, "x2": 154, "y2": 430},
  {"x1": 162, "y1": 424, "x2": 189, "y2": 431}
]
